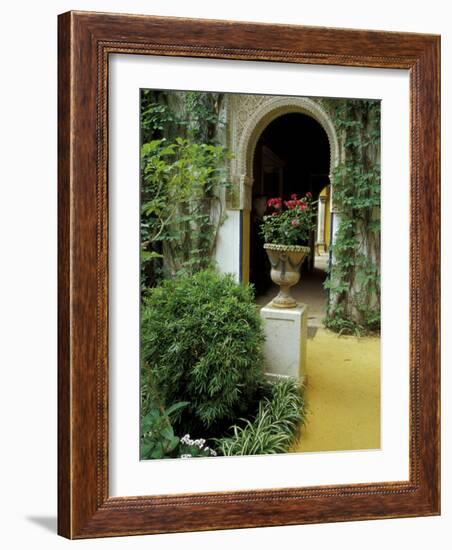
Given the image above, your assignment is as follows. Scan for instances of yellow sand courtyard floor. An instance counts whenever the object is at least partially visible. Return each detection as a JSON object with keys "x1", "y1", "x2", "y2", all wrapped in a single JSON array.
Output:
[
  {"x1": 292, "y1": 328, "x2": 380, "y2": 452},
  {"x1": 257, "y1": 254, "x2": 381, "y2": 453}
]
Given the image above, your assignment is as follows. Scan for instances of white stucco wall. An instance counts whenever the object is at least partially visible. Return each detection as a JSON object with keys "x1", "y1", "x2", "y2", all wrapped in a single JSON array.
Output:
[{"x1": 214, "y1": 209, "x2": 241, "y2": 280}]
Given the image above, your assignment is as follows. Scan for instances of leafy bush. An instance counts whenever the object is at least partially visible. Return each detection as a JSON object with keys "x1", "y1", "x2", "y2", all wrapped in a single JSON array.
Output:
[
  {"x1": 141, "y1": 270, "x2": 266, "y2": 435},
  {"x1": 216, "y1": 378, "x2": 306, "y2": 456},
  {"x1": 140, "y1": 401, "x2": 189, "y2": 460}
]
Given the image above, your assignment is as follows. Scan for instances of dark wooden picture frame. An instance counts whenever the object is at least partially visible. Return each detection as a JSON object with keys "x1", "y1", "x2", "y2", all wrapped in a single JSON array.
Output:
[{"x1": 58, "y1": 11, "x2": 440, "y2": 539}]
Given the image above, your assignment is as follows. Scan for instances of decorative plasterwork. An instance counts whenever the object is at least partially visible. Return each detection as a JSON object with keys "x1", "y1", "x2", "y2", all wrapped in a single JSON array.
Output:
[{"x1": 226, "y1": 94, "x2": 339, "y2": 210}]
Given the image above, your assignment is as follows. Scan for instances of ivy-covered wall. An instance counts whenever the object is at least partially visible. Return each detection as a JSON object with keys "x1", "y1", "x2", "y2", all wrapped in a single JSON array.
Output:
[
  {"x1": 321, "y1": 98, "x2": 381, "y2": 333},
  {"x1": 140, "y1": 91, "x2": 229, "y2": 290}
]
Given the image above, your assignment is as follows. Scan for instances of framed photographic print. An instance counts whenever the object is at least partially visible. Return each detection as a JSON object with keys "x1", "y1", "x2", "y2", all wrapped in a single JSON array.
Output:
[{"x1": 58, "y1": 11, "x2": 440, "y2": 538}]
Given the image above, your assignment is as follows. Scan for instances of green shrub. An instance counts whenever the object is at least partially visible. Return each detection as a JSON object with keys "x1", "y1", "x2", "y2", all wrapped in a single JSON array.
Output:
[
  {"x1": 141, "y1": 270, "x2": 265, "y2": 434},
  {"x1": 216, "y1": 378, "x2": 306, "y2": 456},
  {"x1": 140, "y1": 401, "x2": 189, "y2": 460}
]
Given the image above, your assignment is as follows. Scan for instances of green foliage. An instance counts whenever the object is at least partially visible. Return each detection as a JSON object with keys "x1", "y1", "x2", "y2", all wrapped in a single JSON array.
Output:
[
  {"x1": 141, "y1": 97, "x2": 180, "y2": 136},
  {"x1": 216, "y1": 378, "x2": 306, "y2": 456},
  {"x1": 140, "y1": 367, "x2": 189, "y2": 459},
  {"x1": 260, "y1": 194, "x2": 316, "y2": 245},
  {"x1": 184, "y1": 92, "x2": 224, "y2": 143},
  {"x1": 322, "y1": 99, "x2": 381, "y2": 334},
  {"x1": 140, "y1": 401, "x2": 189, "y2": 460},
  {"x1": 140, "y1": 90, "x2": 229, "y2": 290},
  {"x1": 140, "y1": 137, "x2": 230, "y2": 285},
  {"x1": 141, "y1": 270, "x2": 266, "y2": 434},
  {"x1": 140, "y1": 90, "x2": 224, "y2": 145}
]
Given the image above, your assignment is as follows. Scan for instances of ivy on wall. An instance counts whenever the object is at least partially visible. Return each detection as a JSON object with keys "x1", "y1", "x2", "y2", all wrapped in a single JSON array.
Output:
[
  {"x1": 322, "y1": 99, "x2": 381, "y2": 334},
  {"x1": 140, "y1": 91, "x2": 229, "y2": 290}
]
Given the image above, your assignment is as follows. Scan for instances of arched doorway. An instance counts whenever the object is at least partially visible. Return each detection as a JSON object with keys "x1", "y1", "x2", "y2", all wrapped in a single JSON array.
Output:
[
  {"x1": 249, "y1": 112, "x2": 331, "y2": 297},
  {"x1": 228, "y1": 96, "x2": 338, "y2": 285},
  {"x1": 214, "y1": 95, "x2": 339, "y2": 299}
]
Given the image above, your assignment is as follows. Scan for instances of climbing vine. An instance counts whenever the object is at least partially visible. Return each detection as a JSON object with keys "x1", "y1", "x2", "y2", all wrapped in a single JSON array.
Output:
[
  {"x1": 140, "y1": 91, "x2": 229, "y2": 290},
  {"x1": 322, "y1": 99, "x2": 381, "y2": 334}
]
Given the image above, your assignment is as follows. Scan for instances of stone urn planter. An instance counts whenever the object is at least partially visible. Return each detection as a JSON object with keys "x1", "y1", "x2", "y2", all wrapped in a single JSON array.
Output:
[{"x1": 264, "y1": 243, "x2": 310, "y2": 308}]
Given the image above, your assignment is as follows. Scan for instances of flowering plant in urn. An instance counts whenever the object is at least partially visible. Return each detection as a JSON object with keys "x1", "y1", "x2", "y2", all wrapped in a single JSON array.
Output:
[{"x1": 260, "y1": 193, "x2": 315, "y2": 308}]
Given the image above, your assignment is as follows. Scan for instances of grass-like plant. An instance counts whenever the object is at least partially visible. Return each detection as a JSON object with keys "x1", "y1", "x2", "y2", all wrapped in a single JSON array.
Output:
[{"x1": 216, "y1": 378, "x2": 306, "y2": 456}]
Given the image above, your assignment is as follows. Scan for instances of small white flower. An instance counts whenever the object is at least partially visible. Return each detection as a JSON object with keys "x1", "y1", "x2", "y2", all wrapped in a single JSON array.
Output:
[{"x1": 180, "y1": 454, "x2": 192, "y2": 459}]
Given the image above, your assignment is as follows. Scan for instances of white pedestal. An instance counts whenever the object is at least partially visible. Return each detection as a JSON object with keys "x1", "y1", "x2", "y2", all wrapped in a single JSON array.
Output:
[{"x1": 260, "y1": 302, "x2": 308, "y2": 382}]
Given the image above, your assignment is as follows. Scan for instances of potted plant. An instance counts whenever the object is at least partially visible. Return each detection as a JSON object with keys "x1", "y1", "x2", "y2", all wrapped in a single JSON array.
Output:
[{"x1": 260, "y1": 193, "x2": 315, "y2": 308}]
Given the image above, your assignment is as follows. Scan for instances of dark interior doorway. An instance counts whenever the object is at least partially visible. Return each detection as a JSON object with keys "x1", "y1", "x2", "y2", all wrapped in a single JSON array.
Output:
[{"x1": 249, "y1": 112, "x2": 330, "y2": 297}]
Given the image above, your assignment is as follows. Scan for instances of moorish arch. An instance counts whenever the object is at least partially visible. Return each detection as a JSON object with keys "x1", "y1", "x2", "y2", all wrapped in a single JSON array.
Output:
[
  {"x1": 227, "y1": 95, "x2": 339, "y2": 213},
  {"x1": 215, "y1": 94, "x2": 340, "y2": 283}
]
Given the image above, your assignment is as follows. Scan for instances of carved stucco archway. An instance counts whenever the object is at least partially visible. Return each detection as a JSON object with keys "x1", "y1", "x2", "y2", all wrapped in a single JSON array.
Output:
[
  {"x1": 227, "y1": 95, "x2": 339, "y2": 212},
  {"x1": 216, "y1": 94, "x2": 340, "y2": 283}
]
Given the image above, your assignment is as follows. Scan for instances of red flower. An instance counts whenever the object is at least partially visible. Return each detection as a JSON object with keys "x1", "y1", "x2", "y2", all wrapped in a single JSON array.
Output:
[
  {"x1": 291, "y1": 193, "x2": 298, "y2": 200},
  {"x1": 291, "y1": 219, "x2": 300, "y2": 226},
  {"x1": 267, "y1": 197, "x2": 282, "y2": 209},
  {"x1": 300, "y1": 202, "x2": 307, "y2": 210},
  {"x1": 285, "y1": 200, "x2": 297, "y2": 210},
  {"x1": 272, "y1": 212, "x2": 279, "y2": 217},
  {"x1": 305, "y1": 191, "x2": 312, "y2": 198}
]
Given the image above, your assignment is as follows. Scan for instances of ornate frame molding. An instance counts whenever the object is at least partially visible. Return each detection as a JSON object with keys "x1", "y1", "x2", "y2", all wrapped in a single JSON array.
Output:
[{"x1": 58, "y1": 11, "x2": 440, "y2": 539}]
